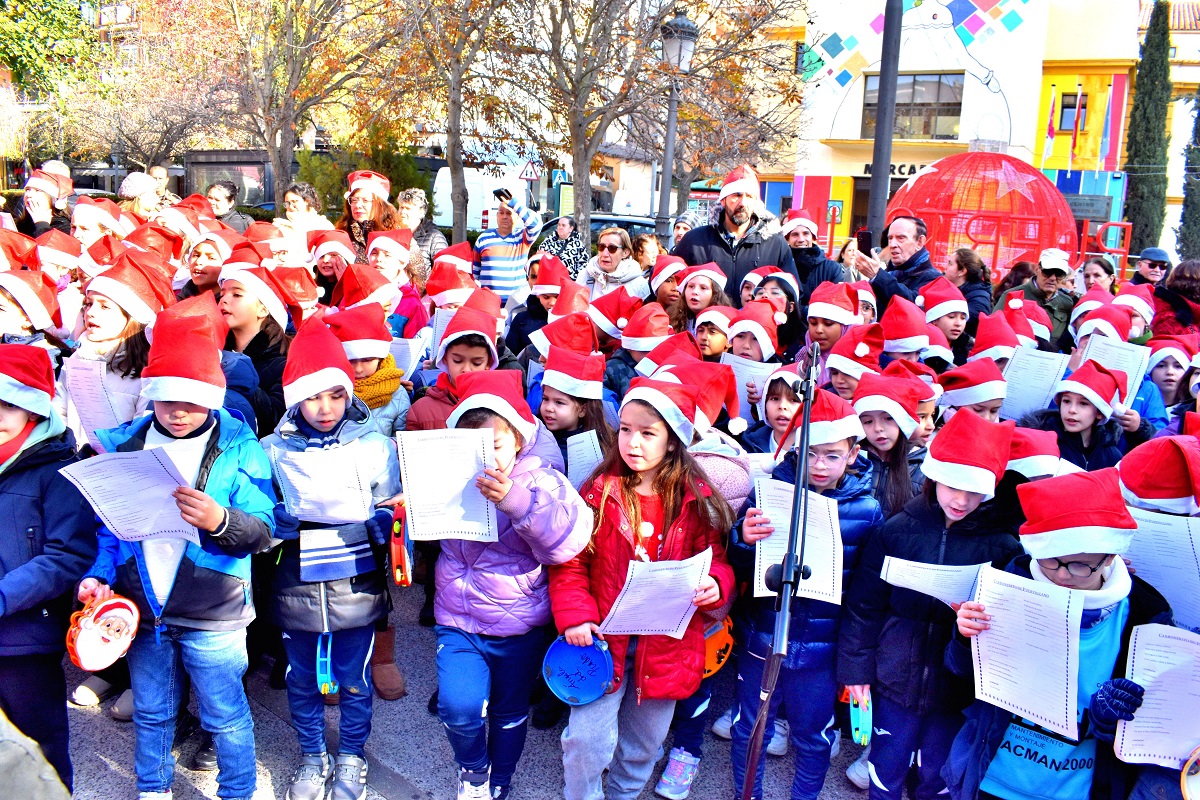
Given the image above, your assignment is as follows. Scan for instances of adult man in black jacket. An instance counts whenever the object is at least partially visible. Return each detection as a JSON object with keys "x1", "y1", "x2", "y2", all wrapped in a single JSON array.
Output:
[{"x1": 854, "y1": 216, "x2": 942, "y2": 313}]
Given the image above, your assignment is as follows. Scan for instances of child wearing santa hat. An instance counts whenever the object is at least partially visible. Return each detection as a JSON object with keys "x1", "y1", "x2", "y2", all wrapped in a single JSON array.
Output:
[
  {"x1": 367, "y1": 229, "x2": 429, "y2": 338},
  {"x1": 605, "y1": 302, "x2": 673, "y2": 400},
  {"x1": 309, "y1": 230, "x2": 357, "y2": 299},
  {"x1": 550, "y1": 377, "x2": 734, "y2": 800},
  {"x1": 77, "y1": 309, "x2": 276, "y2": 800},
  {"x1": 667, "y1": 263, "x2": 733, "y2": 335},
  {"x1": 260, "y1": 319, "x2": 400, "y2": 800},
  {"x1": 0, "y1": 267, "x2": 70, "y2": 368},
  {"x1": 1146, "y1": 334, "x2": 1198, "y2": 410},
  {"x1": 537, "y1": 346, "x2": 616, "y2": 469},
  {"x1": 505, "y1": 254, "x2": 566, "y2": 356},
  {"x1": 840, "y1": 409, "x2": 1021, "y2": 800},
  {"x1": 694, "y1": 305, "x2": 736, "y2": 361},
  {"x1": 326, "y1": 303, "x2": 412, "y2": 437},
  {"x1": 852, "y1": 373, "x2": 927, "y2": 518},
  {"x1": 825, "y1": 322, "x2": 884, "y2": 402},
  {"x1": 753, "y1": 272, "x2": 807, "y2": 359}
]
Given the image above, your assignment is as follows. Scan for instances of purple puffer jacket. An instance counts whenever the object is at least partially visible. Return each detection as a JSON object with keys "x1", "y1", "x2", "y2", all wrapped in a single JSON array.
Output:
[{"x1": 435, "y1": 421, "x2": 592, "y2": 636}]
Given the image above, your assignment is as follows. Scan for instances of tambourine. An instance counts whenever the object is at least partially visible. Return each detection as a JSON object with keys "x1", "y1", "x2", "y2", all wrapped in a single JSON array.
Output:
[
  {"x1": 542, "y1": 636, "x2": 614, "y2": 706},
  {"x1": 1183, "y1": 743, "x2": 1200, "y2": 799},
  {"x1": 849, "y1": 690, "x2": 872, "y2": 747},
  {"x1": 66, "y1": 594, "x2": 139, "y2": 671},
  {"x1": 703, "y1": 616, "x2": 734, "y2": 678},
  {"x1": 390, "y1": 503, "x2": 412, "y2": 587}
]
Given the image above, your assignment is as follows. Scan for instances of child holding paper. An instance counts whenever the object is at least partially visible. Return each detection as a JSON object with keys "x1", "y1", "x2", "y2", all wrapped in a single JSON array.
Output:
[
  {"x1": 550, "y1": 377, "x2": 735, "y2": 800},
  {"x1": 945, "y1": 468, "x2": 1174, "y2": 800},
  {"x1": 728, "y1": 388, "x2": 882, "y2": 800},
  {"x1": 76, "y1": 308, "x2": 276, "y2": 800},
  {"x1": 406, "y1": 306, "x2": 496, "y2": 432},
  {"x1": 839, "y1": 410, "x2": 1021, "y2": 800},
  {"x1": 537, "y1": 346, "x2": 615, "y2": 468},
  {"x1": 825, "y1": 323, "x2": 884, "y2": 402},
  {"x1": 852, "y1": 373, "x2": 927, "y2": 518},
  {"x1": 435, "y1": 370, "x2": 590, "y2": 799},
  {"x1": 262, "y1": 320, "x2": 400, "y2": 800},
  {"x1": 326, "y1": 303, "x2": 412, "y2": 437},
  {"x1": 741, "y1": 365, "x2": 803, "y2": 457}
]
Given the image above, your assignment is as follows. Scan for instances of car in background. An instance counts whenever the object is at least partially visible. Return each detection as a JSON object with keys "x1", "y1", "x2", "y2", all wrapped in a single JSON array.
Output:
[{"x1": 538, "y1": 213, "x2": 656, "y2": 248}]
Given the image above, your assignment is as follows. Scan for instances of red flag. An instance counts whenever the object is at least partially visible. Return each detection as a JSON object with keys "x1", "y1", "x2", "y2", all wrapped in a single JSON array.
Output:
[{"x1": 1042, "y1": 89, "x2": 1057, "y2": 168}]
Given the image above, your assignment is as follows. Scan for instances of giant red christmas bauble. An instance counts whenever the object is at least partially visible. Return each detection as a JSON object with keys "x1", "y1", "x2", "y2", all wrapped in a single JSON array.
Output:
[{"x1": 885, "y1": 152, "x2": 1077, "y2": 284}]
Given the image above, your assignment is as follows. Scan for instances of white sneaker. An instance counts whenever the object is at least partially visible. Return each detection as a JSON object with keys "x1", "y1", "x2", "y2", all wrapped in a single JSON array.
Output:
[
  {"x1": 457, "y1": 769, "x2": 490, "y2": 800},
  {"x1": 710, "y1": 709, "x2": 733, "y2": 740},
  {"x1": 830, "y1": 728, "x2": 841, "y2": 759},
  {"x1": 845, "y1": 745, "x2": 870, "y2": 790},
  {"x1": 71, "y1": 675, "x2": 115, "y2": 707},
  {"x1": 766, "y1": 719, "x2": 789, "y2": 757}
]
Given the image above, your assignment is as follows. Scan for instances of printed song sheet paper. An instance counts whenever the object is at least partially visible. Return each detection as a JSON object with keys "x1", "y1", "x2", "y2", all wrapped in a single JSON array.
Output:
[
  {"x1": 1082, "y1": 336, "x2": 1150, "y2": 400},
  {"x1": 721, "y1": 353, "x2": 777, "y2": 423},
  {"x1": 1123, "y1": 507, "x2": 1200, "y2": 630},
  {"x1": 395, "y1": 429, "x2": 497, "y2": 542},
  {"x1": 430, "y1": 308, "x2": 456, "y2": 359},
  {"x1": 971, "y1": 565, "x2": 1083, "y2": 739},
  {"x1": 881, "y1": 557, "x2": 987, "y2": 607},
  {"x1": 566, "y1": 430, "x2": 604, "y2": 491},
  {"x1": 389, "y1": 330, "x2": 430, "y2": 378},
  {"x1": 65, "y1": 359, "x2": 122, "y2": 451},
  {"x1": 1115, "y1": 624, "x2": 1200, "y2": 768},
  {"x1": 752, "y1": 478, "x2": 841, "y2": 602},
  {"x1": 60, "y1": 449, "x2": 200, "y2": 544},
  {"x1": 271, "y1": 441, "x2": 372, "y2": 525},
  {"x1": 599, "y1": 548, "x2": 712, "y2": 638},
  {"x1": 999, "y1": 347, "x2": 1069, "y2": 420}
]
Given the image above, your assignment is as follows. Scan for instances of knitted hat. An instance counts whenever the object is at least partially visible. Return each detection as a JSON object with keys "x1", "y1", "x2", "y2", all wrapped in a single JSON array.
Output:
[
  {"x1": 432, "y1": 241, "x2": 474, "y2": 275},
  {"x1": 0, "y1": 269, "x2": 61, "y2": 330},
  {"x1": 1055, "y1": 360, "x2": 1127, "y2": 420},
  {"x1": 78, "y1": 234, "x2": 131, "y2": 278},
  {"x1": 531, "y1": 254, "x2": 569, "y2": 296},
  {"x1": 922, "y1": 410, "x2": 1013, "y2": 499},
  {"x1": 851, "y1": 280, "x2": 877, "y2": 312},
  {"x1": 282, "y1": 319, "x2": 355, "y2": 409},
  {"x1": 1017, "y1": 468, "x2": 1137, "y2": 558},
  {"x1": 779, "y1": 209, "x2": 818, "y2": 237},
  {"x1": 881, "y1": 297, "x2": 929, "y2": 353},
  {"x1": 728, "y1": 299, "x2": 783, "y2": 357},
  {"x1": 621, "y1": 302, "x2": 672, "y2": 352},
  {"x1": 1070, "y1": 285, "x2": 1115, "y2": 325},
  {"x1": 118, "y1": 172, "x2": 156, "y2": 200},
  {"x1": 125, "y1": 222, "x2": 186, "y2": 263},
  {"x1": 587, "y1": 286, "x2": 643, "y2": 339},
  {"x1": 922, "y1": 324, "x2": 954, "y2": 364},
  {"x1": 1147, "y1": 334, "x2": 1200, "y2": 372},
  {"x1": 331, "y1": 262, "x2": 402, "y2": 313},
  {"x1": 852, "y1": 373, "x2": 923, "y2": 438},
  {"x1": 882, "y1": 359, "x2": 941, "y2": 402},
  {"x1": 155, "y1": 293, "x2": 228, "y2": 349},
  {"x1": 72, "y1": 196, "x2": 126, "y2": 236},
  {"x1": 141, "y1": 312, "x2": 227, "y2": 410},
  {"x1": 243, "y1": 221, "x2": 289, "y2": 254},
  {"x1": 1077, "y1": 304, "x2": 1134, "y2": 343},
  {"x1": 1000, "y1": 296, "x2": 1037, "y2": 347},
  {"x1": 622, "y1": 376, "x2": 699, "y2": 444},
  {"x1": 34, "y1": 228, "x2": 81, "y2": 273},
  {"x1": 650, "y1": 255, "x2": 687, "y2": 292},
  {"x1": 0, "y1": 343, "x2": 55, "y2": 418},
  {"x1": 547, "y1": 280, "x2": 590, "y2": 322},
  {"x1": 344, "y1": 170, "x2": 391, "y2": 203},
  {"x1": 447, "y1": 369, "x2": 537, "y2": 442},
  {"x1": 218, "y1": 264, "x2": 291, "y2": 328},
  {"x1": 679, "y1": 262, "x2": 728, "y2": 293},
  {"x1": 1113, "y1": 282, "x2": 1156, "y2": 326},
  {"x1": 1118, "y1": 436, "x2": 1200, "y2": 514},
  {"x1": 366, "y1": 229, "x2": 413, "y2": 262},
  {"x1": 436, "y1": 306, "x2": 499, "y2": 368},
  {"x1": 0, "y1": 230, "x2": 39, "y2": 271},
  {"x1": 25, "y1": 169, "x2": 73, "y2": 209},
  {"x1": 186, "y1": 229, "x2": 244, "y2": 266},
  {"x1": 426, "y1": 262, "x2": 478, "y2": 307},
  {"x1": 719, "y1": 164, "x2": 760, "y2": 201},
  {"x1": 654, "y1": 355, "x2": 744, "y2": 435},
  {"x1": 741, "y1": 265, "x2": 775, "y2": 291},
  {"x1": 916, "y1": 276, "x2": 967, "y2": 322},
  {"x1": 808, "y1": 281, "x2": 860, "y2": 326},
  {"x1": 1023, "y1": 301, "x2": 1053, "y2": 341},
  {"x1": 827, "y1": 323, "x2": 884, "y2": 379},
  {"x1": 308, "y1": 230, "x2": 357, "y2": 266},
  {"x1": 695, "y1": 305, "x2": 737, "y2": 336},
  {"x1": 636, "y1": 331, "x2": 701, "y2": 377},
  {"x1": 88, "y1": 252, "x2": 176, "y2": 326},
  {"x1": 326, "y1": 302, "x2": 391, "y2": 361},
  {"x1": 543, "y1": 346, "x2": 605, "y2": 400},
  {"x1": 1007, "y1": 427, "x2": 1061, "y2": 479},
  {"x1": 529, "y1": 312, "x2": 600, "y2": 357},
  {"x1": 937, "y1": 359, "x2": 1007, "y2": 407},
  {"x1": 967, "y1": 312, "x2": 1019, "y2": 363}
]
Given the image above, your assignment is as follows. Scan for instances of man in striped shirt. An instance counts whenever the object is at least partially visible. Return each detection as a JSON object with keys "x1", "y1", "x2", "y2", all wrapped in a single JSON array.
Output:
[{"x1": 473, "y1": 188, "x2": 543, "y2": 302}]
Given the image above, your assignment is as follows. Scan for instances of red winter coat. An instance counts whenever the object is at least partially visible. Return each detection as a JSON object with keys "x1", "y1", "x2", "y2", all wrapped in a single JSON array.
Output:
[
  {"x1": 548, "y1": 472, "x2": 735, "y2": 701},
  {"x1": 1151, "y1": 287, "x2": 1200, "y2": 337},
  {"x1": 405, "y1": 376, "x2": 457, "y2": 431}
]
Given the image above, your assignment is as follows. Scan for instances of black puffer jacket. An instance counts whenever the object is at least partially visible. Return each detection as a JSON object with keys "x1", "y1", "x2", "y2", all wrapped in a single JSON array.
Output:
[
  {"x1": 792, "y1": 244, "x2": 844, "y2": 306},
  {"x1": 959, "y1": 279, "x2": 994, "y2": 338},
  {"x1": 1018, "y1": 408, "x2": 1149, "y2": 472},
  {"x1": 673, "y1": 213, "x2": 798, "y2": 305},
  {"x1": 838, "y1": 493, "x2": 1021, "y2": 716},
  {"x1": 869, "y1": 247, "x2": 942, "y2": 313}
]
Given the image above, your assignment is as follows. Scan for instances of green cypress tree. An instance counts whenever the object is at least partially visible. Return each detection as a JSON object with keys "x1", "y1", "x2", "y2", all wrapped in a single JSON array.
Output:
[
  {"x1": 1177, "y1": 93, "x2": 1200, "y2": 259},
  {"x1": 1125, "y1": 0, "x2": 1173, "y2": 253}
]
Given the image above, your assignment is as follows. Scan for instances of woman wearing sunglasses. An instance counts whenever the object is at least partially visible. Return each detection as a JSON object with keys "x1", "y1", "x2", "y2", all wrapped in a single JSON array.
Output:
[{"x1": 576, "y1": 227, "x2": 645, "y2": 300}]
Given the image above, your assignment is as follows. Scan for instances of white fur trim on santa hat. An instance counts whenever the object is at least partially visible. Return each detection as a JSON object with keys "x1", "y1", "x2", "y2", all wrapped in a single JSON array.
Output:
[
  {"x1": 436, "y1": 330, "x2": 499, "y2": 369},
  {"x1": 780, "y1": 215, "x2": 818, "y2": 237},
  {"x1": 1055, "y1": 378, "x2": 1115, "y2": 420},
  {"x1": 348, "y1": 284, "x2": 402, "y2": 315},
  {"x1": 1015, "y1": 334, "x2": 1037, "y2": 348},
  {"x1": 313, "y1": 239, "x2": 357, "y2": 266},
  {"x1": 1148, "y1": 346, "x2": 1190, "y2": 372},
  {"x1": 341, "y1": 338, "x2": 391, "y2": 361},
  {"x1": 153, "y1": 208, "x2": 202, "y2": 243},
  {"x1": 651, "y1": 262, "x2": 686, "y2": 292},
  {"x1": 857, "y1": 289, "x2": 877, "y2": 309},
  {"x1": 807, "y1": 302, "x2": 859, "y2": 327},
  {"x1": 1007, "y1": 454, "x2": 1061, "y2": 480},
  {"x1": 695, "y1": 307, "x2": 733, "y2": 335},
  {"x1": 283, "y1": 367, "x2": 355, "y2": 410},
  {"x1": 36, "y1": 245, "x2": 77, "y2": 273},
  {"x1": 939, "y1": 379, "x2": 1007, "y2": 408},
  {"x1": 1020, "y1": 525, "x2": 1134, "y2": 560},
  {"x1": 366, "y1": 236, "x2": 411, "y2": 261},
  {"x1": 543, "y1": 368, "x2": 603, "y2": 400},
  {"x1": 826, "y1": 353, "x2": 878, "y2": 381},
  {"x1": 809, "y1": 416, "x2": 866, "y2": 447},
  {"x1": 1119, "y1": 475, "x2": 1200, "y2": 515},
  {"x1": 719, "y1": 174, "x2": 758, "y2": 201},
  {"x1": 967, "y1": 345, "x2": 1016, "y2": 363},
  {"x1": 346, "y1": 178, "x2": 390, "y2": 203},
  {"x1": 0, "y1": 372, "x2": 54, "y2": 419},
  {"x1": 727, "y1": 320, "x2": 773, "y2": 362},
  {"x1": 1114, "y1": 295, "x2": 1154, "y2": 325},
  {"x1": 634, "y1": 355, "x2": 665, "y2": 377},
  {"x1": 430, "y1": 287, "x2": 474, "y2": 308},
  {"x1": 72, "y1": 203, "x2": 121, "y2": 234},
  {"x1": 435, "y1": 252, "x2": 473, "y2": 275},
  {"x1": 923, "y1": 299, "x2": 968, "y2": 323},
  {"x1": 922, "y1": 344, "x2": 955, "y2": 363},
  {"x1": 1077, "y1": 318, "x2": 1121, "y2": 342},
  {"x1": 1028, "y1": 320, "x2": 1050, "y2": 340},
  {"x1": 86, "y1": 275, "x2": 158, "y2": 326},
  {"x1": 621, "y1": 333, "x2": 670, "y2": 353},
  {"x1": 586, "y1": 305, "x2": 622, "y2": 339},
  {"x1": 219, "y1": 268, "x2": 288, "y2": 328},
  {"x1": 528, "y1": 328, "x2": 551, "y2": 358},
  {"x1": 530, "y1": 281, "x2": 563, "y2": 296},
  {"x1": 681, "y1": 267, "x2": 727, "y2": 293},
  {"x1": 1070, "y1": 299, "x2": 1105, "y2": 325},
  {"x1": 623, "y1": 385, "x2": 694, "y2": 445},
  {"x1": 921, "y1": 452, "x2": 997, "y2": 499},
  {"x1": 853, "y1": 395, "x2": 918, "y2": 438},
  {"x1": 25, "y1": 176, "x2": 62, "y2": 200},
  {"x1": 447, "y1": 394, "x2": 536, "y2": 442},
  {"x1": 141, "y1": 376, "x2": 226, "y2": 410},
  {"x1": 0, "y1": 273, "x2": 52, "y2": 330},
  {"x1": 883, "y1": 334, "x2": 929, "y2": 353}
]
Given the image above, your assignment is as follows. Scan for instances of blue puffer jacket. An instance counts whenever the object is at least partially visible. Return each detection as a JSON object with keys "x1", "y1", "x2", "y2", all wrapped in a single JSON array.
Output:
[
  {"x1": 85, "y1": 410, "x2": 277, "y2": 635},
  {"x1": 739, "y1": 420, "x2": 777, "y2": 456},
  {"x1": 0, "y1": 421, "x2": 96, "y2": 656},
  {"x1": 730, "y1": 451, "x2": 883, "y2": 670},
  {"x1": 603, "y1": 348, "x2": 639, "y2": 400}
]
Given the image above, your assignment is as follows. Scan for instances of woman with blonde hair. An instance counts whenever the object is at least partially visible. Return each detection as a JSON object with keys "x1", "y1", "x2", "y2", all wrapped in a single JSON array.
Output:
[{"x1": 576, "y1": 227, "x2": 644, "y2": 300}]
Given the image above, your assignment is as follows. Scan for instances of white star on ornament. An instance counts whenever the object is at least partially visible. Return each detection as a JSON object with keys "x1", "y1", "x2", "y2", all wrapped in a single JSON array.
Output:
[
  {"x1": 984, "y1": 161, "x2": 1037, "y2": 201},
  {"x1": 899, "y1": 164, "x2": 938, "y2": 191}
]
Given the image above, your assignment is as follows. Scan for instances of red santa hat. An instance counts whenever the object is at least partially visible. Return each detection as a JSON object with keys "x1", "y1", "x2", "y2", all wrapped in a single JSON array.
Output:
[
  {"x1": 24, "y1": 170, "x2": 72, "y2": 209},
  {"x1": 622, "y1": 376, "x2": 699, "y2": 444},
  {"x1": 882, "y1": 359, "x2": 941, "y2": 402},
  {"x1": 695, "y1": 305, "x2": 737, "y2": 336},
  {"x1": 1118, "y1": 436, "x2": 1200, "y2": 514},
  {"x1": 1006, "y1": 427, "x2": 1061, "y2": 479},
  {"x1": 850, "y1": 280, "x2": 877, "y2": 313},
  {"x1": 366, "y1": 229, "x2": 413, "y2": 263},
  {"x1": 718, "y1": 164, "x2": 760, "y2": 201},
  {"x1": 464, "y1": 287, "x2": 503, "y2": 319},
  {"x1": 587, "y1": 286, "x2": 643, "y2": 339},
  {"x1": 852, "y1": 373, "x2": 923, "y2": 438},
  {"x1": 922, "y1": 324, "x2": 954, "y2": 364},
  {"x1": 916, "y1": 276, "x2": 967, "y2": 322},
  {"x1": 273, "y1": 267, "x2": 321, "y2": 320},
  {"x1": 678, "y1": 262, "x2": 728, "y2": 294},
  {"x1": 141, "y1": 312, "x2": 227, "y2": 410},
  {"x1": 72, "y1": 196, "x2": 126, "y2": 235},
  {"x1": 1114, "y1": 282, "x2": 1156, "y2": 327},
  {"x1": 636, "y1": 331, "x2": 701, "y2": 377},
  {"x1": 728, "y1": 299, "x2": 783, "y2": 358},
  {"x1": 125, "y1": 222, "x2": 186, "y2": 263},
  {"x1": 218, "y1": 263, "x2": 291, "y2": 328},
  {"x1": 186, "y1": 229, "x2": 244, "y2": 266},
  {"x1": 967, "y1": 312, "x2": 1019, "y2": 363},
  {"x1": 78, "y1": 234, "x2": 131, "y2": 278},
  {"x1": 0, "y1": 230, "x2": 39, "y2": 271},
  {"x1": 175, "y1": 194, "x2": 216, "y2": 219},
  {"x1": 547, "y1": 280, "x2": 590, "y2": 322},
  {"x1": 426, "y1": 262, "x2": 478, "y2": 308},
  {"x1": 152, "y1": 293, "x2": 228, "y2": 349},
  {"x1": 922, "y1": 410, "x2": 1013, "y2": 499},
  {"x1": 543, "y1": 346, "x2": 605, "y2": 400},
  {"x1": 652, "y1": 354, "x2": 742, "y2": 432},
  {"x1": 0, "y1": 269, "x2": 61, "y2": 331},
  {"x1": 331, "y1": 262, "x2": 402, "y2": 313},
  {"x1": 447, "y1": 369, "x2": 537, "y2": 442},
  {"x1": 999, "y1": 295, "x2": 1038, "y2": 347},
  {"x1": 1070, "y1": 285, "x2": 1114, "y2": 326},
  {"x1": 771, "y1": 385, "x2": 865, "y2": 457},
  {"x1": 34, "y1": 229, "x2": 81, "y2": 273},
  {"x1": 620, "y1": 302, "x2": 672, "y2": 352},
  {"x1": 827, "y1": 323, "x2": 884, "y2": 379},
  {"x1": 650, "y1": 255, "x2": 687, "y2": 293},
  {"x1": 1022, "y1": 301, "x2": 1053, "y2": 341},
  {"x1": 937, "y1": 359, "x2": 1007, "y2": 408},
  {"x1": 779, "y1": 209, "x2": 819, "y2": 237},
  {"x1": 807, "y1": 281, "x2": 860, "y2": 326},
  {"x1": 529, "y1": 312, "x2": 600, "y2": 357},
  {"x1": 1017, "y1": 468, "x2": 1137, "y2": 558},
  {"x1": 281, "y1": 319, "x2": 356, "y2": 408},
  {"x1": 152, "y1": 205, "x2": 203, "y2": 244},
  {"x1": 756, "y1": 268, "x2": 801, "y2": 301},
  {"x1": 344, "y1": 170, "x2": 391, "y2": 204},
  {"x1": 432, "y1": 241, "x2": 474, "y2": 275},
  {"x1": 531, "y1": 254, "x2": 569, "y2": 296},
  {"x1": 0, "y1": 343, "x2": 55, "y2": 418},
  {"x1": 326, "y1": 302, "x2": 391, "y2": 361},
  {"x1": 1077, "y1": 304, "x2": 1134, "y2": 343},
  {"x1": 880, "y1": 297, "x2": 930, "y2": 353},
  {"x1": 243, "y1": 221, "x2": 289, "y2": 254},
  {"x1": 1055, "y1": 360, "x2": 1127, "y2": 420},
  {"x1": 741, "y1": 265, "x2": 775, "y2": 291},
  {"x1": 1147, "y1": 334, "x2": 1200, "y2": 372},
  {"x1": 88, "y1": 253, "x2": 176, "y2": 326},
  {"x1": 308, "y1": 230, "x2": 357, "y2": 266},
  {"x1": 436, "y1": 306, "x2": 499, "y2": 368}
]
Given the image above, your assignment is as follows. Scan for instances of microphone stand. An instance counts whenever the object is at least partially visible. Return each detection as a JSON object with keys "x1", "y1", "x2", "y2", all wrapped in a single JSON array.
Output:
[{"x1": 740, "y1": 343, "x2": 819, "y2": 800}]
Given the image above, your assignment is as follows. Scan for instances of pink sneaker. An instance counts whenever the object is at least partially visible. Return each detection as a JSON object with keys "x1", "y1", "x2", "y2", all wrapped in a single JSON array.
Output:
[{"x1": 654, "y1": 747, "x2": 700, "y2": 799}]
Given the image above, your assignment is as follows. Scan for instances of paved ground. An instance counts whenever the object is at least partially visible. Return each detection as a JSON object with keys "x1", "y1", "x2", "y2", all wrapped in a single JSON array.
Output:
[{"x1": 69, "y1": 583, "x2": 868, "y2": 799}]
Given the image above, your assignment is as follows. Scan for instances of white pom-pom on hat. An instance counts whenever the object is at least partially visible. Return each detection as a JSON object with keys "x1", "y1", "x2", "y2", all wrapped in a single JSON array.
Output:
[
  {"x1": 617, "y1": 317, "x2": 628, "y2": 328},
  {"x1": 1007, "y1": 297, "x2": 1023, "y2": 310},
  {"x1": 855, "y1": 342, "x2": 869, "y2": 357},
  {"x1": 915, "y1": 296, "x2": 925, "y2": 308},
  {"x1": 727, "y1": 416, "x2": 748, "y2": 436},
  {"x1": 773, "y1": 311, "x2": 787, "y2": 325}
]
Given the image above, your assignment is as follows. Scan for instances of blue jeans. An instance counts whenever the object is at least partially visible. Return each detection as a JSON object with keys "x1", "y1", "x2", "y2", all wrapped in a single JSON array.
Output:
[
  {"x1": 435, "y1": 625, "x2": 542, "y2": 788},
  {"x1": 731, "y1": 645, "x2": 838, "y2": 800},
  {"x1": 867, "y1": 694, "x2": 961, "y2": 800},
  {"x1": 670, "y1": 676, "x2": 714, "y2": 758},
  {"x1": 126, "y1": 627, "x2": 255, "y2": 799},
  {"x1": 282, "y1": 625, "x2": 374, "y2": 756}
]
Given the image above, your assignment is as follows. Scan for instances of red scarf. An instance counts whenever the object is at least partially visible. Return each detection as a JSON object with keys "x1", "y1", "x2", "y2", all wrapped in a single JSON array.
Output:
[
  {"x1": 434, "y1": 372, "x2": 460, "y2": 402},
  {"x1": 0, "y1": 419, "x2": 38, "y2": 468}
]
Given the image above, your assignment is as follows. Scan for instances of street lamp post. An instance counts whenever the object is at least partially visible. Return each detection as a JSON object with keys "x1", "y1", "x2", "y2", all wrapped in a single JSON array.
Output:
[{"x1": 654, "y1": 8, "x2": 699, "y2": 247}]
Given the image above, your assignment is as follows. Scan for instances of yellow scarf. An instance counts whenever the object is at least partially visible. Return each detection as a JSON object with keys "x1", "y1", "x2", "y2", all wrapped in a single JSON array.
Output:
[{"x1": 355, "y1": 354, "x2": 404, "y2": 410}]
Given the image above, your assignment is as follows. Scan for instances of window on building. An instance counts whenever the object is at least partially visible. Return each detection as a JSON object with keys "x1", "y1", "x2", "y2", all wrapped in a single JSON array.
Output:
[
  {"x1": 1059, "y1": 94, "x2": 1087, "y2": 131},
  {"x1": 861, "y1": 73, "x2": 964, "y2": 140}
]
